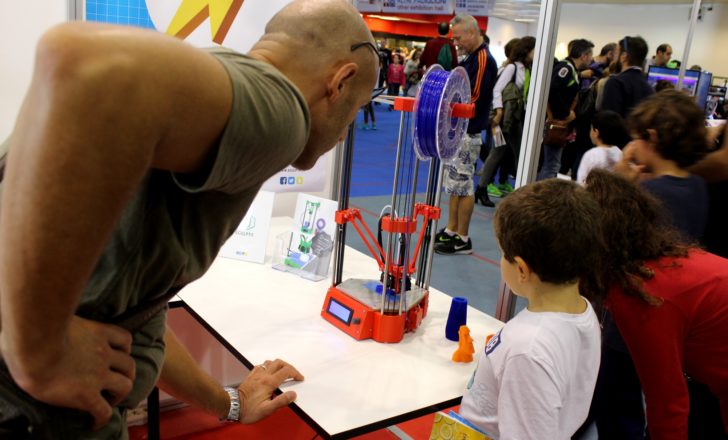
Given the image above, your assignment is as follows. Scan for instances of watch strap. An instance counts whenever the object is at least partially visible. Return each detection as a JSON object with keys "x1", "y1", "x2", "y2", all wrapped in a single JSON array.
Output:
[{"x1": 222, "y1": 386, "x2": 241, "y2": 422}]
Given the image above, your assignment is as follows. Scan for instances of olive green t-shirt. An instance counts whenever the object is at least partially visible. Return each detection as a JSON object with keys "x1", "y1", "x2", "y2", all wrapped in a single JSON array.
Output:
[{"x1": 0, "y1": 47, "x2": 309, "y2": 438}]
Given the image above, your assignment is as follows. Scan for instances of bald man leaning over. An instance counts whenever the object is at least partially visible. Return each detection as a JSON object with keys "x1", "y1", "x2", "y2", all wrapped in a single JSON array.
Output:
[{"x1": 0, "y1": 0, "x2": 378, "y2": 437}]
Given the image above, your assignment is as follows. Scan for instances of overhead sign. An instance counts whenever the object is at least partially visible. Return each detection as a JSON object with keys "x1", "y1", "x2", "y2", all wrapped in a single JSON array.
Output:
[
  {"x1": 454, "y1": 0, "x2": 495, "y2": 16},
  {"x1": 357, "y1": 0, "x2": 384, "y2": 13},
  {"x1": 358, "y1": 0, "x2": 491, "y2": 15},
  {"x1": 382, "y1": 0, "x2": 454, "y2": 15}
]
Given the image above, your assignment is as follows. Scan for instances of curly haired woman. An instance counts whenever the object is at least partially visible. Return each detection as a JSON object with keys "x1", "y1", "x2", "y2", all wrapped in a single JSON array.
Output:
[{"x1": 584, "y1": 169, "x2": 728, "y2": 440}]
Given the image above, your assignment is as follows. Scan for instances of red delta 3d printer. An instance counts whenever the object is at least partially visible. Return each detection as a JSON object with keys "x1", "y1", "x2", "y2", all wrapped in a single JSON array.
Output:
[{"x1": 321, "y1": 65, "x2": 474, "y2": 343}]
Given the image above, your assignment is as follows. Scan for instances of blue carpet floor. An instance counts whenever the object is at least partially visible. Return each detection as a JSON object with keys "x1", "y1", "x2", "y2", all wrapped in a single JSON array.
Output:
[{"x1": 347, "y1": 104, "x2": 526, "y2": 317}]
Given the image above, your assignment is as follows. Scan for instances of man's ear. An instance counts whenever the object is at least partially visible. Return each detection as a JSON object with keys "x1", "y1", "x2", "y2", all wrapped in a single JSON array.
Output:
[
  {"x1": 513, "y1": 256, "x2": 531, "y2": 282},
  {"x1": 327, "y1": 62, "x2": 359, "y2": 102}
]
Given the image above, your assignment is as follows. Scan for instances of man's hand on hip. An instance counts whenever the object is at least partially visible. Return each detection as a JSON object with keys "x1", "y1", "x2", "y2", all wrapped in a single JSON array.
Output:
[{"x1": 2, "y1": 316, "x2": 135, "y2": 429}]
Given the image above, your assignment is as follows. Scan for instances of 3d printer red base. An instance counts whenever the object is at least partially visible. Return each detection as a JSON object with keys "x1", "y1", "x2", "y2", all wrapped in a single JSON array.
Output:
[{"x1": 321, "y1": 285, "x2": 429, "y2": 343}]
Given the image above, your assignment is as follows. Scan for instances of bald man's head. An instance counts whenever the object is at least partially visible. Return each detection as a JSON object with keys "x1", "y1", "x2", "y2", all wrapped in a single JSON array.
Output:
[
  {"x1": 258, "y1": 0, "x2": 378, "y2": 80},
  {"x1": 266, "y1": 0, "x2": 375, "y2": 56},
  {"x1": 249, "y1": 0, "x2": 378, "y2": 170}
]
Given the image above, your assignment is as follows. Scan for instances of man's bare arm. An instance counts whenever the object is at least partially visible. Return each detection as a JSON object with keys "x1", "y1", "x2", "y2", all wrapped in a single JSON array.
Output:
[{"x1": 0, "y1": 22, "x2": 231, "y2": 426}]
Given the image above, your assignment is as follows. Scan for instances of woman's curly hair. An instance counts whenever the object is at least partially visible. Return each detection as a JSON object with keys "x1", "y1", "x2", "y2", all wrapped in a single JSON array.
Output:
[{"x1": 581, "y1": 169, "x2": 689, "y2": 304}]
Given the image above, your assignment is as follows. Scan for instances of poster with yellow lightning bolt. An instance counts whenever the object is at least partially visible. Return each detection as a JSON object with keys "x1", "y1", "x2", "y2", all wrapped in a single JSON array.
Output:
[
  {"x1": 145, "y1": 0, "x2": 283, "y2": 53},
  {"x1": 137, "y1": 0, "x2": 329, "y2": 192}
]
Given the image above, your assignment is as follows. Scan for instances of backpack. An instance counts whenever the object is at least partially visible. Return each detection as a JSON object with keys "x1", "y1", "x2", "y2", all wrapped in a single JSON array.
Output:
[
  {"x1": 437, "y1": 44, "x2": 453, "y2": 71},
  {"x1": 575, "y1": 79, "x2": 598, "y2": 121},
  {"x1": 500, "y1": 64, "x2": 525, "y2": 136}
]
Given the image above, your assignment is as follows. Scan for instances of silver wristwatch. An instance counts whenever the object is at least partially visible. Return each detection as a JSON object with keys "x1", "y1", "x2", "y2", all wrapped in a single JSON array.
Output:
[{"x1": 223, "y1": 386, "x2": 241, "y2": 422}]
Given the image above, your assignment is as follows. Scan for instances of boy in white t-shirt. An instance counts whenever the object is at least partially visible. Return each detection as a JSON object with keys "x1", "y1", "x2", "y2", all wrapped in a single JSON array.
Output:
[
  {"x1": 576, "y1": 111, "x2": 627, "y2": 184},
  {"x1": 460, "y1": 179, "x2": 602, "y2": 440}
]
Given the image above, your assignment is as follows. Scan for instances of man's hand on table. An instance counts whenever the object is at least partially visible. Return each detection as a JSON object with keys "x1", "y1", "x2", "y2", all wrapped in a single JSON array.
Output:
[{"x1": 237, "y1": 359, "x2": 304, "y2": 424}]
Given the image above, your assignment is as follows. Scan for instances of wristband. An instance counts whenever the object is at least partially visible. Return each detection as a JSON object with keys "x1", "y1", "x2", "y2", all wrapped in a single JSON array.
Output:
[{"x1": 222, "y1": 386, "x2": 241, "y2": 422}]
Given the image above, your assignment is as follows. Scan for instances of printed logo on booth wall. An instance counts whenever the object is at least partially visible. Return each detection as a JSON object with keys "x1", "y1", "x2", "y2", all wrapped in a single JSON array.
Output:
[{"x1": 279, "y1": 176, "x2": 305, "y2": 185}]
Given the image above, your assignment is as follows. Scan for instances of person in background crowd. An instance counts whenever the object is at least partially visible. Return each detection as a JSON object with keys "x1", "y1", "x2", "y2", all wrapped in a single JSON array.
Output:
[
  {"x1": 564, "y1": 42, "x2": 618, "y2": 181},
  {"x1": 500, "y1": 38, "x2": 521, "y2": 69},
  {"x1": 537, "y1": 39, "x2": 593, "y2": 181},
  {"x1": 476, "y1": 36, "x2": 536, "y2": 207},
  {"x1": 398, "y1": 46, "x2": 409, "y2": 60},
  {"x1": 594, "y1": 60, "x2": 620, "y2": 111},
  {"x1": 377, "y1": 39, "x2": 392, "y2": 89},
  {"x1": 576, "y1": 110, "x2": 626, "y2": 184},
  {"x1": 360, "y1": 100, "x2": 377, "y2": 130},
  {"x1": 434, "y1": 14, "x2": 496, "y2": 255},
  {"x1": 583, "y1": 169, "x2": 728, "y2": 440},
  {"x1": 475, "y1": 37, "x2": 520, "y2": 205},
  {"x1": 666, "y1": 59, "x2": 681, "y2": 69},
  {"x1": 690, "y1": 122, "x2": 728, "y2": 259},
  {"x1": 581, "y1": 42, "x2": 616, "y2": 90},
  {"x1": 387, "y1": 53, "x2": 405, "y2": 98},
  {"x1": 404, "y1": 48, "x2": 422, "y2": 96},
  {"x1": 601, "y1": 35, "x2": 654, "y2": 119},
  {"x1": 655, "y1": 79, "x2": 675, "y2": 92},
  {"x1": 419, "y1": 22, "x2": 458, "y2": 71},
  {"x1": 647, "y1": 43, "x2": 672, "y2": 68},
  {"x1": 705, "y1": 96, "x2": 720, "y2": 118}
]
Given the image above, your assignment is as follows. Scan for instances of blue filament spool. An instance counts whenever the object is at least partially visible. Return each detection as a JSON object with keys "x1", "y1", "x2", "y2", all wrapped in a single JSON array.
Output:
[{"x1": 413, "y1": 65, "x2": 471, "y2": 161}]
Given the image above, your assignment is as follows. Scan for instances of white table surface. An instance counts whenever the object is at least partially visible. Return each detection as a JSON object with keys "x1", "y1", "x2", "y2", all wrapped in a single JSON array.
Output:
[{"x1": 179, "y1": 217, "x2": 504, "y2": 439}]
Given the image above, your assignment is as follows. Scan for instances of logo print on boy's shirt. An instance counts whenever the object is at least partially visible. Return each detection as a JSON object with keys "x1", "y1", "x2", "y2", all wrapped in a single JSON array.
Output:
[{"x1": 485, "y1": 330, "x2": 502, "y2": 356}]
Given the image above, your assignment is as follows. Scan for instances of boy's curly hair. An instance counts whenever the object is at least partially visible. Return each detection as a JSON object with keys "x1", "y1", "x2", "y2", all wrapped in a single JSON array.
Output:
[{"x1": 628, "y1": 89, "x2": 708, "y2": 168}]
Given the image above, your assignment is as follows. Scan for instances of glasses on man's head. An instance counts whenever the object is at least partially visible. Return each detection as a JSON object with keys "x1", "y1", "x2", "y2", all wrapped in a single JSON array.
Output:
[{"x1": 351, "y1": 41, "x2": 379, "y2": 56}]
